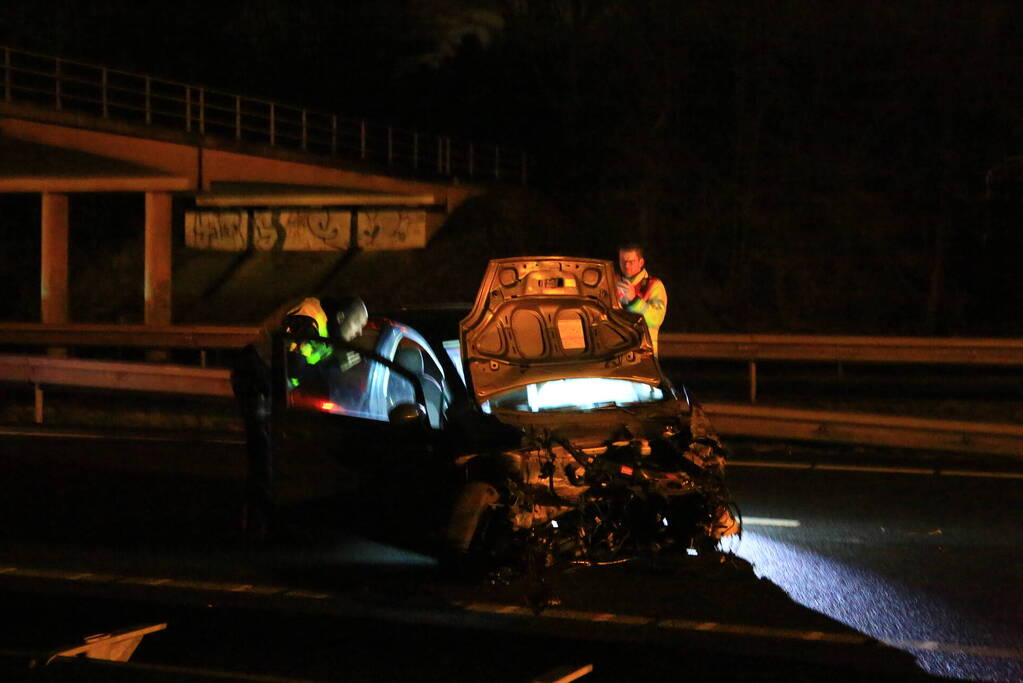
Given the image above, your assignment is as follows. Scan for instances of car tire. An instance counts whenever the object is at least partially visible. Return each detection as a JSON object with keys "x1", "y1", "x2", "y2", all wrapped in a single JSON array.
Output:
[
  {"x1": 442, "y1": 481, "x2": 501, "y2": 578},
  {"x1": 445, "y1": 481, "x2": 499, "y2": 552}
]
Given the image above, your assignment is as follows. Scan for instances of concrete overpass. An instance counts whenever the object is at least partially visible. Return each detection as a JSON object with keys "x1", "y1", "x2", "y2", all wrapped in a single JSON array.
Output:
[{"x1": 0, "y1": 45, "x2": 526, "y2": 330}]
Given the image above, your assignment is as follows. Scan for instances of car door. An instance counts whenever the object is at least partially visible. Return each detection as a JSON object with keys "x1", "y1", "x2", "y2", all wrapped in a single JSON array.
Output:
[{"x1": 269, "y1": 320, "x2": 449, "y2": 514}]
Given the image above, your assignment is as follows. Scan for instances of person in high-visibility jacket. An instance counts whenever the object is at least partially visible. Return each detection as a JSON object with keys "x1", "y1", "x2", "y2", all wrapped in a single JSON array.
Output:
[
  {"x1": 616, "y1": 243, "x2": 667, "y2": 354},
  {"x1": 230, "y1": 295, "x2": 368, "y2": 541}
]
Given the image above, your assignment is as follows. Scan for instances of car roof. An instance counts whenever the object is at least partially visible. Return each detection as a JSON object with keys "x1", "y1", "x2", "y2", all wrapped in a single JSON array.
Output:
[{"x1": 381, "y1": 304, "x2": 471, "y2": 344}]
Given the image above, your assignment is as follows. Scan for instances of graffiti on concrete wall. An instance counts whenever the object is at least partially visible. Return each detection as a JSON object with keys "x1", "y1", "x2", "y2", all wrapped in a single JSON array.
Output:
[
  {"x1": 185, "y1": 209, "x2": 428, "y2": 251},
  {"x1": 357, "y1": 210, "x2": 427, "y2": 249},
  {"x1": 252, "y1": 210, "x2": 351, "y2": 251},
  {"x1": 184, "y1": 210, "x2": 248, "y2": 250}
]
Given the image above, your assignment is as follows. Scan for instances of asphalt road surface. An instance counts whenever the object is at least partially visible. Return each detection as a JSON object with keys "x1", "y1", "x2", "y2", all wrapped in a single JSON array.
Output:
[
  {"x1": 725, "y1": 446, "x2": 1023, "y2": 682},
  {"x1": 0, "y1": 430, "x2": 1020, "y2": 681}
]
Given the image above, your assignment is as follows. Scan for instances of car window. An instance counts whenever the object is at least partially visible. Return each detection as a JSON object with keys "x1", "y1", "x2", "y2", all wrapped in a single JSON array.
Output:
[
  {"x1": 387, "y1": 342, "x2": 419, "y2": 411},
  {"x1": 284, "y1": 331, "x2": 391, "y2": 421},
  {"x1": 442, "y1": 339, "x2": 466, "y2": 386},
  {"x1": 394, "y1": 337, "x2": 443, "y2": 381},
  {"x1": 392, "y1": 337, "x2": 448, "y2": 428}
]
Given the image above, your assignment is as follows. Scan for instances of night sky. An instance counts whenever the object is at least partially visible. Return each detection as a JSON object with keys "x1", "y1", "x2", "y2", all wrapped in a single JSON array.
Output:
[{"x1": 1, "y1": 1, "x2": 1022, "y2": 335}]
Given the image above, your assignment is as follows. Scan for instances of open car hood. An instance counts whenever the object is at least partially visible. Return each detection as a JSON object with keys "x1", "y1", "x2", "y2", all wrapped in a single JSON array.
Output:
[{"x1": 460, "y1": 256, "x2": 661, "y2": 403}]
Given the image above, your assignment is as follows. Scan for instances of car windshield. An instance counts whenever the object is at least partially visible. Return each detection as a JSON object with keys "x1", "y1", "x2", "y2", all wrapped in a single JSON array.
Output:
[{"x1": 482, "y1": 377, "x2": 664, "y2": 413}]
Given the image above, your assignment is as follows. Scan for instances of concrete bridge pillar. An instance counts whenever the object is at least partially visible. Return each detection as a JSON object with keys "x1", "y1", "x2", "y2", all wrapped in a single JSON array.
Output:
[
  {"x1": 144, "y1": 192, "x2": 172, "y2": 326},
  {"x1": 40, "y1": 192, "x2": 69, "y2": 325}
]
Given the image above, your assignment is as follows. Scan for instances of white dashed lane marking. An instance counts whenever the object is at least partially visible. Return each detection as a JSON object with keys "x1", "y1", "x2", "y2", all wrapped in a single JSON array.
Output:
[
  {"x1": 2, "y1": 566, "x2": 1021, "y2": 662},
  {"x1": 741, "y1": 517, "x2": 802, "y2": 527}
]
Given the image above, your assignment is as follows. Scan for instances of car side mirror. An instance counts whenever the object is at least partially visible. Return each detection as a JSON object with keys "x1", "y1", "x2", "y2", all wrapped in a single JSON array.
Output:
[{"x1": 389, "y1": 402, "x2": 429, "y2": 428}]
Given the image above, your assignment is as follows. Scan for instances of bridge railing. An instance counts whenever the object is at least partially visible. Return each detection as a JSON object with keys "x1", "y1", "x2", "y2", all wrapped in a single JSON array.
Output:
[{"x1": 1, "y1": 44, "x2": 529, "y2": 184}]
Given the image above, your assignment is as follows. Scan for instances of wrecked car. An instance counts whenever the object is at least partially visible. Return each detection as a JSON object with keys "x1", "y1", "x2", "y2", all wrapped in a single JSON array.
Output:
[{"x1": 271, "y1": 256, "x2": 739, "y2": 572}]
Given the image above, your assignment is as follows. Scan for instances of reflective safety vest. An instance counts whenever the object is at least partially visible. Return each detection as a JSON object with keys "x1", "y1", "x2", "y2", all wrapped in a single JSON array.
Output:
[
  {"x1": 251, "y1": 297, "x2": 331, "y2": 366},
  {"x1": 282, "y1": 299, "x2": 335, "y2": 383},
  {"x1": 284, "y1": 298, "x2": 329, "y2": 338},
  {"x1": 622, "y1": 269, "x2": 667, "y2": 354}
]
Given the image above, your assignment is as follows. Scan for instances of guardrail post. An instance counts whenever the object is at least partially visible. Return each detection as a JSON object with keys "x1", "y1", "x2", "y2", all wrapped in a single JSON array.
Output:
[
  {"x1": 749, "y1": 360, "x2": 757, "y2": 403},
  {"x1": 54, "y1": 58, "x2": 62, "y2": 111},
  {"x1": 144, "y1": 76, "x2": 151, "y2": 124}
]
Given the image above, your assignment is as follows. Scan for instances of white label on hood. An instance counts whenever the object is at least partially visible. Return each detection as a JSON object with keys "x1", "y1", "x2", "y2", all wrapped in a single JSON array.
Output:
[{"x1": 557, "y1": 317, "x2": 586, "y2": 350}]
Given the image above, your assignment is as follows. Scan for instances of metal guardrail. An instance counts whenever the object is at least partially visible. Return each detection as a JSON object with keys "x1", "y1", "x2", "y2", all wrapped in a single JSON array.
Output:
[
  {"x1": 0, "y1": 322, "x2": 256, "y2": 350},
  {"x1": 704, "y1": 403, "x2": 1023, "y2": 458},
  {"x1": 660, "y1": 332, "x2": 1023, "y2": 402},
  {"x1": 1, "y1": 44, "x2": 529, "y2": 184},
  {"x1": 0, "y1": 352, "x2": 1019, "y2": 457},
  {"x1": 659, "y1": 333, "x2": 1023, "y2": 365},
  {"x1": 0, "y1": 354, "x2": 231, "y2": 423},
  {"x1": 0, "y1": 355, "x2": 231, "y2": 396},
  {"x1": 4, "y1": 324, "x2": 1023, "y2": 363},
  {"x1": 3, "y1": 323, "x2": 1021, "y2": 402}
]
